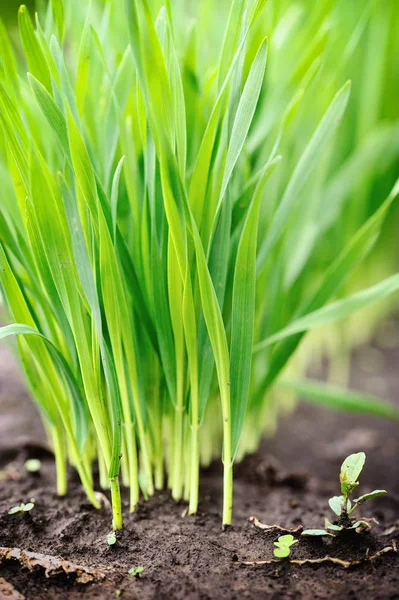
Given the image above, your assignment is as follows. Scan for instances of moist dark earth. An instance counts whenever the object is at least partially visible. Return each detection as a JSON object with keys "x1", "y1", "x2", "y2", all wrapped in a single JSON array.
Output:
[{"x1": 0, "y1": 323, "x2": 398, "y2": 599}]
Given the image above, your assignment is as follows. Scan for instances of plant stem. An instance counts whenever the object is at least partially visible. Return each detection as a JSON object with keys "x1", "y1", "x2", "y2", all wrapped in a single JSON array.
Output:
[
  {"x1": 52, "y1": 425, "x2": 67, "y2": 496},
  {"x1": 98, "y1": 446, "x2": 109, "y2": 490},
  {"x1": 154, "y1": 388, "x2": 164, "y2": 490},
  {"x1": 82, "y1": 451, "x2": 93, "y2": 488},
  {"x1": 77, "y1": 465, "x2": 100, "y2": 508},
  {"x1": 110, "y1": 477, "x2": 123, "y2": 530},
  {"x1": 221, "y1": 385, "x2": 233, "y2": 527},
  {"x1": 188, "y1": 425, "x2": 200, "y2": 514},
  {"x1": 184, "y1": 424, "x2": 191, "y2": 502},
  {"x1": 171, "y1": 405, "x2": 184, "y2": 500},
  {"x1": 126, "y1": 425, "x2": 139, "y2": 511},
  {"x1": 223, "y1": 459, "x2": 233, "y2": 527},
  {"x1": 120, "y1": 442, "x2": 130, "y2": 487},
  {"x1": 154, "y1": 434, "x2": 164, "y2": 490}
]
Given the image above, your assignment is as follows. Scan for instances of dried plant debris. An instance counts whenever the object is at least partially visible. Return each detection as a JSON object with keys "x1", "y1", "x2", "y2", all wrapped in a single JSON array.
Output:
[
  {"x1": 0, "y1": 548, "x2": 106, "y2": 584},
  {"x1": 237, "y1": 542, "x2": 397, "y2": 569},
  {"x1": 248, "y1": 516, "x2": 303, "y2": 534},
  {"x1": 0, "y1": 577, "x2": 25, "y2": 600}
]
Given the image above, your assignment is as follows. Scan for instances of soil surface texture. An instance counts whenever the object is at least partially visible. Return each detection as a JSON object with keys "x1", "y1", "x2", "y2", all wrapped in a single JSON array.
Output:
[{"x1": 0, "y1": 325, "x2": 398, "y2": 599}]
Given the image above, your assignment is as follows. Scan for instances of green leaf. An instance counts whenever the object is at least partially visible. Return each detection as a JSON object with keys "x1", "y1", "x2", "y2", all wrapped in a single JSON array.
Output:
[
  {"x1": 51, "y1": 0, "x2": 65, "y2": 41},
  {"x1": 18, "y1": 5, "x2": 52, "y2": 92},
  {"x1": 255, "y1": 179, "x2": 399, "y2": 396},
  {"x1": 328, "y1": 496, "x2": 345, "y2": 516},
  {"x1": 277, "y1": 379, "x2": 399, "y2": 421},
  {"x1": 28, "y1": 73, "x2": 69, "y2": 156},
  {"x1": 22, "y1": 502, "x2": 34, "y2": 512},
  {"x1": 340, "y1": 453, "x2": 366, "y2": 495},
  {"x1": 274, "y1": 534, "x2": 298, "y2": 549},
  {"x1": 254, "y1": 274, "x2": 399, "y2": 351},
  {"x1": 354, "y1": 490, "x2": 387, "y2": 504},
  {"x1": 217, "y1": 0, "x2": 245, "y2": 89},
  {"x1": 349, "y1": 520, "x2": 371, "y2": 531},
  {"x1": 8, "y1": 506, "x2": 22, "y2": 515},
  {"x1": 230, "y1": 157, "x2": 280, "y2": 455},
  {"x1": 110, "y1": 156, "x2": 125, "y2": 240},
  {"x1": 128, "y1": 566, "x2": 144, "y2": 577},
  {"x1": 257, "y1": 81, "x2": 351, "y2": 270},
  {"x1": 0, "y1": 18, "x2": 18, "y2": 98},
  {"x1": 277, "y1": 534, "x2": 294, "y2": 544},
  {"x1": 301, "y1": 529, "x2": 334, "y2": 537},
  {"x1": 107, "y1": 531, "x2": 117, "y2": 545},
  {"x1": 274, "y1": 547, "x2": 290, "y2": 558},
  {"x1": 218, "y1": 37, "x2": 268, "y2": 210},
  {"x1": 325, "y1": 518, "x2": 343, "y2": 531}
]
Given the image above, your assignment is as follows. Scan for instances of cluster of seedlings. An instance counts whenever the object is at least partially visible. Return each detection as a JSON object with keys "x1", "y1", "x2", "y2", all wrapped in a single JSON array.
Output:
[
  {"x1": 0, "y1": 0, "x2": 398, "y2": 533},
  {"x1": 272, "y1": 453, "x2": 387, "y2": 560}
]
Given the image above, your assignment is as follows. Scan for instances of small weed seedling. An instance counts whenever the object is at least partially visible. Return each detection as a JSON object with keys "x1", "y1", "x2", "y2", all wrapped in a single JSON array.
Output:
[
  {"x1": 107, "y1": 531, "x2": 117, "y2": 546},
  {"x1": 24, "y1": 459, "x2": 41, "y2": 473},
  {"x1": 128, "y1": 566, "x2": 144, "y2": 578},
  {"x1": 8, "y1": 502, "x2": 35, "y2": 515},
  {"x1": 273, "y1": 535, "x2": 298, "y2": 558},
  {"x1": 302, "y1": 452, "x2": 386, "y2": 538}
]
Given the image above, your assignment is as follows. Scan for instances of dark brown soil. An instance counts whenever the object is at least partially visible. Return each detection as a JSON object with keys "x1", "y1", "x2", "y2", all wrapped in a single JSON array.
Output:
[{"x1": 0, "y1": 327, "x2": 399, "y2": 599}]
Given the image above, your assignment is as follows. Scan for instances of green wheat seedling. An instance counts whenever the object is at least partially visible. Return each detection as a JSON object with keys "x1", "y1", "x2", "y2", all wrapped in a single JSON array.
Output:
[{"x1": 0, "y1": 0, "x2": 398, "y2": 530}]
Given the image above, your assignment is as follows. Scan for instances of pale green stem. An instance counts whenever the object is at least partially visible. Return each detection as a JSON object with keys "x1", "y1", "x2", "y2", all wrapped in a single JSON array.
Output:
[
  {"x1": 51, "y1": 425, "x2": 67, "y2": 496},
  {"x1": 188, "y1": 425, "x2": 200, "y2": 515},
  {"x1": 222, "y1": 459, "x2": 233, "y2": 527},
  {"x1": 82, "y1": 451, "x2": 93, "y2": 489},
  {"x1": 76, "y1": 462, "x2": 101, "y2": 509},
  {"x1": 53, "y1": 409, "x2": 100, "y2": 509},
  {"x1": 126, "y1": 425, "x2": 139, "y2": 511},
  {"x1": 172, "y1": 406, "x2": 184, "y2": 500},
  {"x1": 183, "y1": 423, "x2": 191, "y2": 502},
  {"x1": 110, "y1": 477, "x2": 123, "y2": 530},
  {"x1": 154, "y1": 413, "x2": 164, "y2": 490},
  {"x1": 154, "y1": 452, "x2": 164, "y2": 490},
  {"x1": 221, "y1": 384, "x2": 233, "y2": 527},
  {"x1": 120, "y1": 440, "x2": 130, "y2": 487},
  {"x1": 98, "y1": 446, "x2": 109, "y2": 490}
]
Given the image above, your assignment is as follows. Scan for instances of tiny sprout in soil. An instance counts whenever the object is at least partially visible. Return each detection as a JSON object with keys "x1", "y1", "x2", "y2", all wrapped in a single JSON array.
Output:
[
  {"x1": 302, "y1": 452, "x2": 387, "y2": 538},
  {"x1": 128, "y1": 567, "x2": 145, "y2": 578},
  {"x1": 8, "y1": 502, "x2": 35, "y2": 515},
  {"x1": 274, "y1": 534, "x2": 298, "y2": 558},
  {"x1": 107, "y1": 531, "x2": 117, "y2": 546},
  {"x1": 24, "y1": 459, "x2": 41, "y2": 473}
]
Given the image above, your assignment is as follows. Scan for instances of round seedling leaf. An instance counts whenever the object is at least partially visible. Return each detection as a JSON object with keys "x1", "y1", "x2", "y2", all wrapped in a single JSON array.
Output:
[
  {"x1": 349, "y1": 520, "x2": 371, "y2": 532},
  {"x1": 274, "y1": 547, "x2": 290, "y2": 558},
  {"x1": 325, "y1": 518, "x2": 343, "y2": 532},
  {"x1": 107, "y1": 531, "x2": 117, "y2": 545},
  {"x1": 22, "y1": 502, "x2": 34, "y2": 512},
  {"x1": 328, "y1": 495, "x2": 344, "y2": 516},
  {"x1": 128, "y1": 566, "x2": 144, "y2": 577},
  {"x1": 277, "y1": 534, "x2": 294, "y2": 544},
  {"x1": 24, "y1": 459, "x2": 41, "y2": 473}
]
